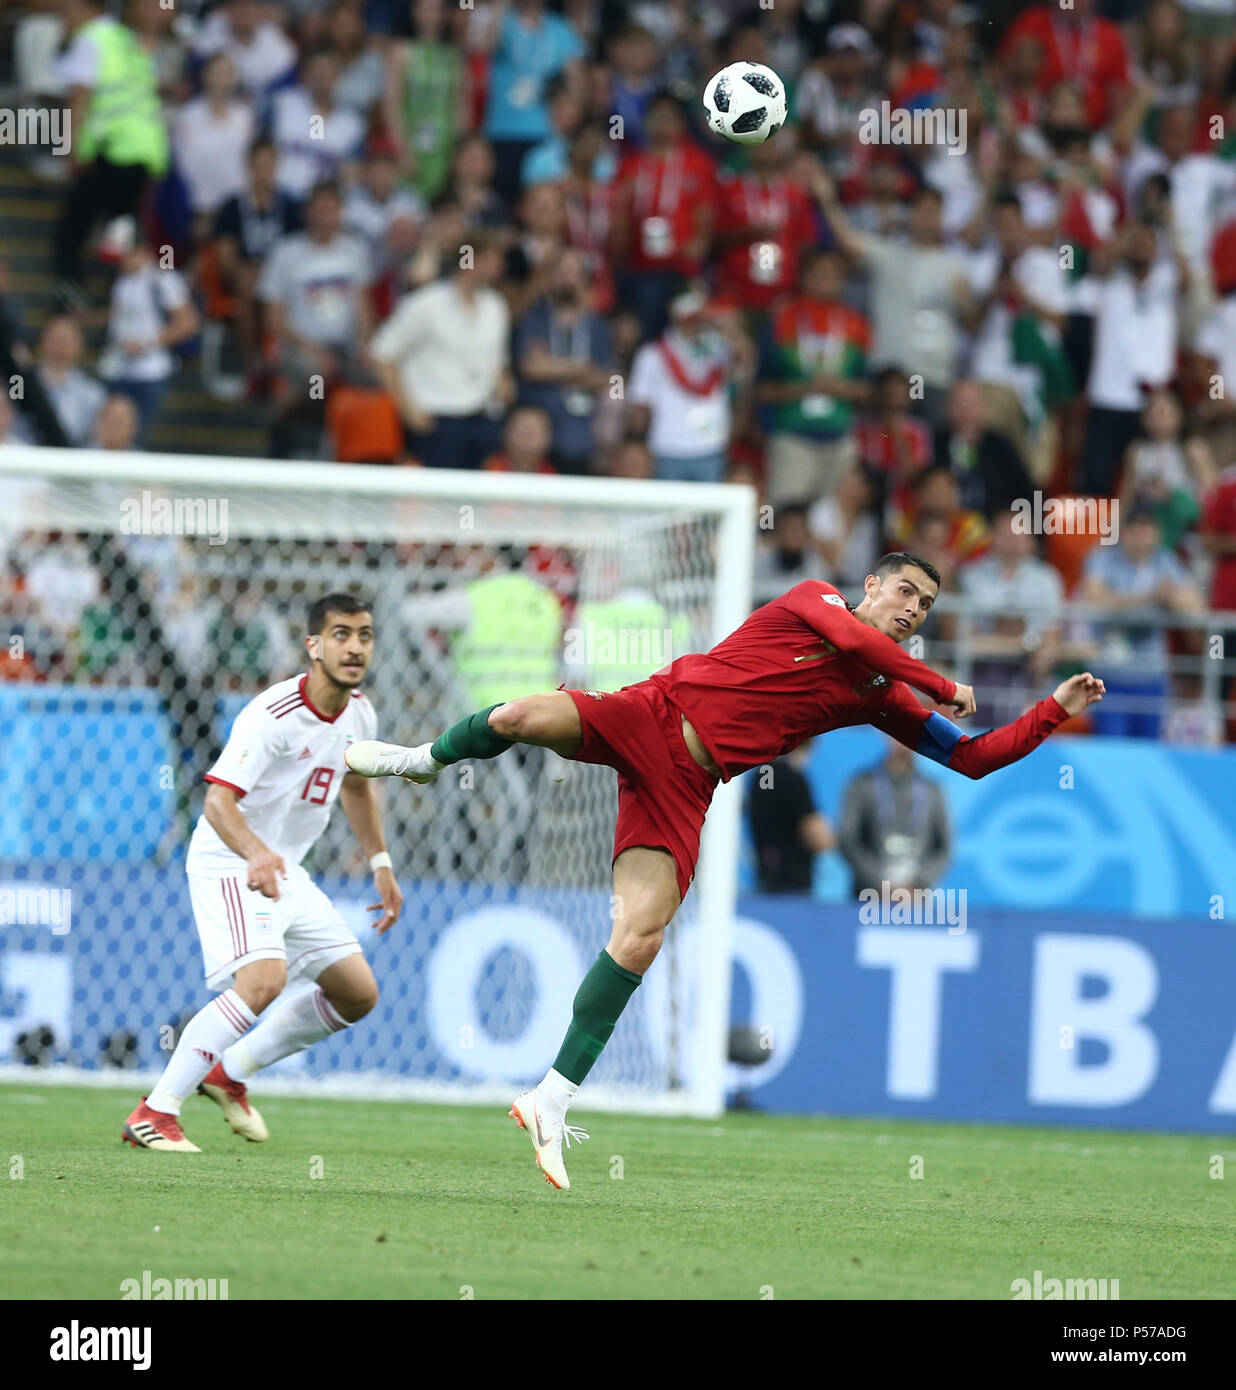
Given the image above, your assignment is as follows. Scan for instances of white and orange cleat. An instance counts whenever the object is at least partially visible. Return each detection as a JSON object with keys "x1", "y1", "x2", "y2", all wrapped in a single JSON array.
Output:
[
  {"x1": 197, "y1": 1063, "x2": 269, "y2": 1142},
  {"x1": 345, "y1": 740, "x2": 442, "y2": 785},
  {"x1": 509, "y1": 1089, "x2": 588, "y2": 1191},
  {"x1": 122, "y1": 1098, "x2": 201, "y2": 1153}
]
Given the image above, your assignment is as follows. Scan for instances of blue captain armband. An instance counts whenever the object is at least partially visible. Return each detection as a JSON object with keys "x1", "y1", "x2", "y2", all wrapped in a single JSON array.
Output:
[{"x1": 917, "y1": 711, "x2": 966, "y2": 766}]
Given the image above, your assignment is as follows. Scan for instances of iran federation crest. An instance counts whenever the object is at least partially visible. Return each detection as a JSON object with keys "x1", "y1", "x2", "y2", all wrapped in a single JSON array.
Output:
[{"x1": 255, "y1": 910, "x2": 273, "y2": 935}]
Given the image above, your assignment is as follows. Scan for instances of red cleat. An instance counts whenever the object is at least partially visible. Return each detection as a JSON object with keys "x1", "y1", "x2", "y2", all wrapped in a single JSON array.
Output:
[
  {"x1": 198, "y1": 1063, "x2": 269, "y2": 1142},
  {"x1": 122, "y1": 1097, "x2": 201, "y2": 1152}
]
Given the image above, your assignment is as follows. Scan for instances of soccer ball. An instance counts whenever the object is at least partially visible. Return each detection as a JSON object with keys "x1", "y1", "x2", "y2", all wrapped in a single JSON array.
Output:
[{"x1": 702, "y1": 62, "x2": 788, "y2": 146}]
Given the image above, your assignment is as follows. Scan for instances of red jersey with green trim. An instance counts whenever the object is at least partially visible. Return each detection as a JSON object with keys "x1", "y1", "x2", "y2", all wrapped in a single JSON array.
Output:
[
  {"x1": 764, "y1": 296, "x2": 870, "y2": 436},
  {"x1": 648, "y1": 580, "x2": 1069, "y2": 782}
]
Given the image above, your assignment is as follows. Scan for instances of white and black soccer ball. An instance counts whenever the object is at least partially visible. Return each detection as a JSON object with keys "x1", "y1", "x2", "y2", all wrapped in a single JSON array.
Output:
[{"x1": 702, "y1": 62, "x2": 788, "y2": 146}]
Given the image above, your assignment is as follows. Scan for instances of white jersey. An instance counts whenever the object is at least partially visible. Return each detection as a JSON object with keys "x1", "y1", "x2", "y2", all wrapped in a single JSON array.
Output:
[{"x1": 186, "y1": 674, "x2": 378, "y2": 875}]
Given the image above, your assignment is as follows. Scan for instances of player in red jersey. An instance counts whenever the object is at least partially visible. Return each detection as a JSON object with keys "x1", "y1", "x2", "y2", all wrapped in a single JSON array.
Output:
[{"x1": 348, "y1": 552, "x2": 1105, "y2": 1188}]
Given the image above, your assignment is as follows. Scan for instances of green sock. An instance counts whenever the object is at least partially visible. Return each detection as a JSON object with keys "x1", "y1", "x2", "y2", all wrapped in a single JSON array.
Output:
[
  {"x1": 430, "y1": 706, "x2": 514, "y2": 765},
  {"x1": 552, "y1": 950, "x2": 642, "y2": 1086}
]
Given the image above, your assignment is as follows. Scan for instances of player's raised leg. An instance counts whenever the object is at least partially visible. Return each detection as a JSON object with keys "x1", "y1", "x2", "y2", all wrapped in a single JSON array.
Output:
[
  {"x1": 345, "y1": 692, "x2": 583, "y2": 780},
  {"x1": 511, "y1": 846, "x2": 680, "y2": 1190}
]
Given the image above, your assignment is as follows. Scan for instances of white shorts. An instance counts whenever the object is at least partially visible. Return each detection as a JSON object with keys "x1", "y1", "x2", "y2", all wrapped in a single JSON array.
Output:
[{"x1": 187, "y1": 863, "x2": 362, "y2": 991}]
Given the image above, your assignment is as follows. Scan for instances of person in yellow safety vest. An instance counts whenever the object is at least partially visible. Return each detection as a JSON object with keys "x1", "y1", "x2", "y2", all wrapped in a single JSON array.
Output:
[
  {"x1": 569, "y1": 593, "x2": 693, "y2": 693},
  {"x1": 451, "y1": 569, "x2": 564, "y2": 711},
  {"x1": 54, "y1": 0, "x2": 170, "y2": 289}
]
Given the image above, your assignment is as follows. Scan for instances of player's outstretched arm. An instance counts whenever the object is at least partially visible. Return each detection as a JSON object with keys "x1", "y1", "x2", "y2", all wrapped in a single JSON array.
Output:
[
  {"x1": 877, "y1": 674, "x2": 1105, "y2": 781},
  {"x1": 785, "y1": 582, "x2": 961, "y2": 709}
]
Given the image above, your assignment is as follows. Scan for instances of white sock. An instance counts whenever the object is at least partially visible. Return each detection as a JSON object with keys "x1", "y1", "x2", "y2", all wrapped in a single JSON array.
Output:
[
  {"x1": 539, "y1": 1068, "x2": 580, "y2": 1115},
  {"x1": 147, "y1": 990, "x2": 257, "y2": 1114},
  {"x1": 221, "y1": 984, "x2": 349, "y2": 1082}
]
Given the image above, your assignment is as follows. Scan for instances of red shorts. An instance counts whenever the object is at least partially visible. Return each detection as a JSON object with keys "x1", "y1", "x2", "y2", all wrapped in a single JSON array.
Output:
[{"x1": 565, "y1": 681, "x2": 719, "y2": 900}]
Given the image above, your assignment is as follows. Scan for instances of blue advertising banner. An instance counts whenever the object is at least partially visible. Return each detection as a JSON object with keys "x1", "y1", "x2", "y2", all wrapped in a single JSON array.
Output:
[{"x1": 729, "y1": 898, "x2": 1236, "y2": 1133}]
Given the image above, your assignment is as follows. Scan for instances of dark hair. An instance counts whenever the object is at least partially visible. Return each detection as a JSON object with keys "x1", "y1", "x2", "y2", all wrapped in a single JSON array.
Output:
[
  {"x1": 248, "y1": 137, "x2": 277, "y2": 163},
  {"x1": 308, "y1": 593, "x2": 373, "y2": 634},
  {"x1": 307, "y1": 179, "x2": 343, "y2": 204},
  {"x1": 647, "y1": 88, "x2": 687, "y2": 119},
  {"x1": 874, "y1": 551, "x2": 942, "y2": 588},
  {"x1": 993, "y1": 191, "x2": 1023, "y2": 215}
]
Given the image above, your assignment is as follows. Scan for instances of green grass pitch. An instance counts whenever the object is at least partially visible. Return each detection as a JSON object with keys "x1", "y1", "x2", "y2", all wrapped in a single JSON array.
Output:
[{"x1": 3, "y1": 1083, "x2": 1233, "y2": 1300}]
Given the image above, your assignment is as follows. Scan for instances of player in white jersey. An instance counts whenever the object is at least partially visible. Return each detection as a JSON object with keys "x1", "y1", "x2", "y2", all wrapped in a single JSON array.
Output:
[{"x1": 122, "y1": 594, "x2": 403, "y2": 1152}]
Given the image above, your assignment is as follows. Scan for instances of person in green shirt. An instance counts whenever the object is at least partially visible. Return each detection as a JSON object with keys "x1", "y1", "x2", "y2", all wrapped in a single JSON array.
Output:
[{"x1": 382, "y1": 0, "x2": 467, "y2": 204}]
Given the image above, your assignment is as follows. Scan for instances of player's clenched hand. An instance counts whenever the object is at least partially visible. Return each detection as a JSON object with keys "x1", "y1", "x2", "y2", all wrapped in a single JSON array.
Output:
[
  {"x1": 1052, "y1": 672, "x2": 1106, "y2": 716},
  {"x1": 948, "y1": 683, "x2": 977, "y2": 719},
  {"x1": 246, "y1": 849, "x2": 286, "y2": 900},
  {"x1": 369, "y1": 865, "x2": 403, "y2": 935}
]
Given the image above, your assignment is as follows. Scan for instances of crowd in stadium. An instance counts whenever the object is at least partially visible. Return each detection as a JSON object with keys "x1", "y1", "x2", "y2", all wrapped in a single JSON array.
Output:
[{"x1": 3, "y1": 0, "x2": 1236, "y2": 740}]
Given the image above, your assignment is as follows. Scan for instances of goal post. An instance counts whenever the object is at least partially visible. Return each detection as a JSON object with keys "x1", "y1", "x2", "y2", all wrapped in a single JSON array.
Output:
[{"x1": 0, "y1": 446, "x2": 755, "y2": 1117}]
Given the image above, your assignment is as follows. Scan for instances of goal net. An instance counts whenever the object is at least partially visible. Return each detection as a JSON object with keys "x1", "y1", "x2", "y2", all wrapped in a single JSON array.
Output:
[{"x1": 0, "y1": 447, "x2": 754, "y2": 1117}]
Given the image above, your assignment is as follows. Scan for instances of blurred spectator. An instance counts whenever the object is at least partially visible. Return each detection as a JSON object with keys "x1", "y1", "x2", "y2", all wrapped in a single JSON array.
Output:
[
  {"x1": 962, "y1": 191, "x2": 1073, "y2": 454},
  {"x1": 97, "y1": 242, "x2": 199, "y2": 448},
  {"x1": 369, "y1": 229, "x2": 511, "y2": 468},
  {"x1": 748, "y1": 740, "x2": 835, "y2": 895},
  {"x1": 610, "y1": 91, "x2": 717, "y2": 341},
  {"x1": 757, "y1": 247, "x2": 871, "y2": 507},
  {"x1": 959, "y1": 512, "x2": 1067, "y2": 725},
  {"x1": 1079, "y1": 220, "x2": 1183, "y2": 497},
  {"x1": 383, "y1": 0, "x2": 465, "y2": 203},
  {"x1": 607, "y1": 437, "x2": 655, "y2": 480},
  {"x1": 483, "y1": 406, "x2": 556, "y2": 474},
  {"x1": 1117, "y1": 388, "x2": 1215, "y2": 552},
  {"x1": 713, "y1": 131, "x2": 818, "y2": 316},
  {"x1": 560, "y1": 121, "x2": 615, "y2": 290},
  {"x1": 504, "y1": 181, "x2": 568, "y2": 318},
  {"x1": 170, "y1": 52, "x2": 254, "y2": 238},
  {"x1": 24, "y1": 533, "x2": 101, "y2": 640},
  {"x1": 1163, "y1": 670, "x2": 1224, "y2": 746},
  {"x1": 53, "y1": 0, "x2": 169, "y2": 291},
  {"x1": 448, "y1": 134, "x2": 508, "y2": 229},
  {"x1": 838, "y1": 738, "x2": 951, "y2": 898},
  {"x1": 92, "y1": 393, "x2": 142, "y2": 451},
  {"x1": 815, "y1": 171, "x2": 971, "y2": 427},
  {"x1": 23, "y1": 316, "x2": 107, "y2": 448},
  {"x1": 933, "y1": 380, "x2": 1035, "y2": 522},
  {"x1": 258, "y1": 181, "x2": 373, "y2": 459},
  {"x1": 627, "y1": 290, "x2": 752, "y2": 484},
  {"x1": 514, "y1": 246, "x2": 614, "y2": 474},
  {"x1": 326, "y1": 0, "x2": 386, "y2": 116},
  {"x1": 856, "y1": 367, "x2": 934, "y2": 512},
  {"x1": 807, "y1": 463, "x2": 881, "y2": 593},
  {"x1": 997, "y1": 0, "x2": 1132, "y2": 130},
  {"x1": 76, "y1": 574, "x2": 140, "y2": 683},
  {"x1": 343, "y1": 149, "x2": 426, "y2": 269},
  {"x1": 753, "y1": 502, "x2": 820, "y2": 605},
  {"x1": 796, "y1": 22, "x2": 881, "y2": 173},
  {"x1": 0, "y1": 395, "x2": 17, "y2": 450},
  {"x1": 477, "y1": 0, "x2": 587, "y2": 210},
  {"x1": 605, "y1": 24, "x2": 660, "y2": 150},
  {"x1": 1200, "y1": 459, "x2": 1236, "y2": 738},
  {"x1": 1081, "y1": 503, "x2": 1204, "y2": 738},
  {"x1": 193, "y1": 0, "x2": 297, "y2": 99},
  {"x1": 271, "y1": 50, "x2": 366, "y2": 202},
  {"x1": 209, "y1": 579, "x2": 279, "y2": 691},
  {"x1": 522, "y1": 72, "x2": 596, "y2": 189},
  {"x1": 212, "y1": 138, "x2": 303, "y2": 376},
  {"x1": 891, "y1": 464, "x2": 990, "y2": 578}
]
